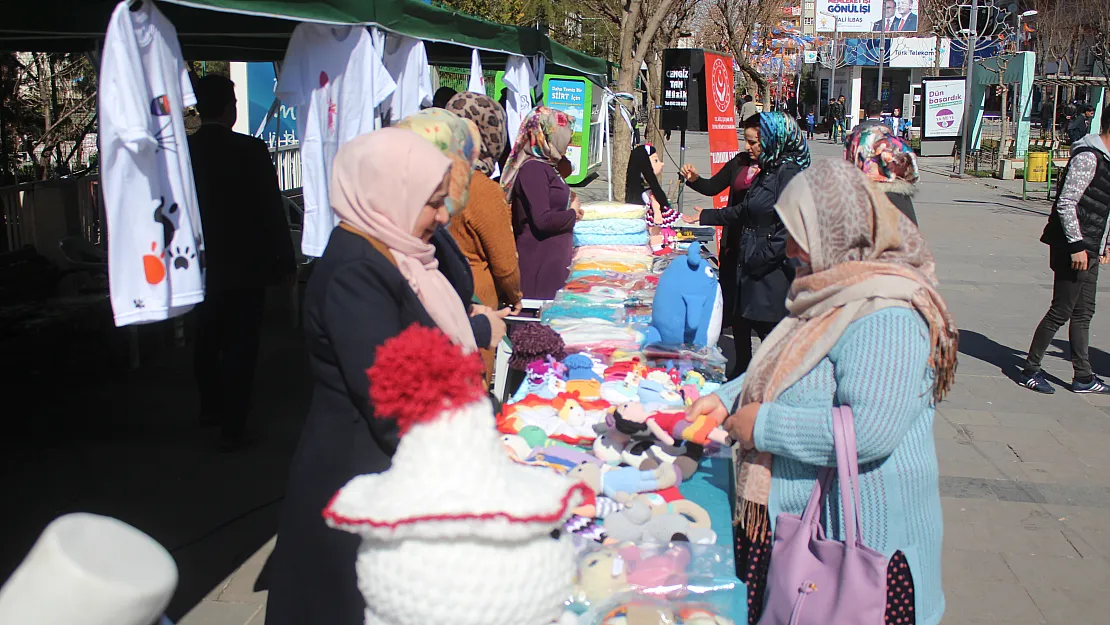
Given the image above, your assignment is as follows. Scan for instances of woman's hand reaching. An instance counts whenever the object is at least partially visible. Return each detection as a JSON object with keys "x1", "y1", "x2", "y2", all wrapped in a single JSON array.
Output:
[
  {"x1": 680, "y1": 164, "x2": 700, "y2": 182},
  {"x1": 683, "y1": 206, "x2": 704, "y2": 224},
  {"x1": 686, "y1": 394, "x2": 729, "y2": 426}
]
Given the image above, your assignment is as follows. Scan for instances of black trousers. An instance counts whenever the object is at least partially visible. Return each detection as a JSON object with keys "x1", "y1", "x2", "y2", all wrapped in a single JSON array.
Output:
[
  {"x1": 731, "y1": 315, "x2": 779, "y2": 380},
  {"x1": 1026, "y1": 260, "x2": 1099, "y2": 381},
  {"x1": 194, "y1": 288, "x2": 266, "y2": 438}
]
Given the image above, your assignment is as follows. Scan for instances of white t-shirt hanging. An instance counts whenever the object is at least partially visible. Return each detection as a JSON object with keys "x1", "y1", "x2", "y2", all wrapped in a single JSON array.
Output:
[
  {"x1": 468, "y1": 49, "x2": 486, "y2": 94},
  {"x1": 99, "y1": 0, "x2": 204, "y2": 327},
  {"x1": 276, "y1": 24, "x2": 395, "y2": 257},
  {"x1": 383, "y1": 35, "x2": 432, "y2": 122},
  {"x1": 503, "y1": 55, "x2": 538, "y2": 147}
]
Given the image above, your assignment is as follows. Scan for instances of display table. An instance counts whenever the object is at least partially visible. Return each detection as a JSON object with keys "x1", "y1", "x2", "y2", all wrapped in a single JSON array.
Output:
[{"x1": 679, "y1": 452, "x2": 747, "y2": 624}]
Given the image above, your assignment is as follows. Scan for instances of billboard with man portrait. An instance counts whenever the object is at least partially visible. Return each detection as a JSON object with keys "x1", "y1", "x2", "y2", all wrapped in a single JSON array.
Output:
[{"x1": 816, "y1": 0, "x2": 919, "y2": 34}]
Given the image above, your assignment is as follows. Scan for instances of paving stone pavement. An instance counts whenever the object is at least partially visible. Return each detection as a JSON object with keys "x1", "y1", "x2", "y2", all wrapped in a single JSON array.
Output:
[{"x1": 5, "y1": 132, "x2": 1105, "y2": 625}]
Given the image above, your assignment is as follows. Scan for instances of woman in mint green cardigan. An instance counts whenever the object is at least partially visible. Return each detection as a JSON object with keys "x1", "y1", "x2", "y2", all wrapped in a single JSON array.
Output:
[{"x1": 689, "y1": 160, "x2": 958, "y2": 625}]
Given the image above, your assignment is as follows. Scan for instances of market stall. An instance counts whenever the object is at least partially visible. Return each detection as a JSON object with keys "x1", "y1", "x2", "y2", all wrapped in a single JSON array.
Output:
[
  {"x1": 1, "y1": 3, "x2": 745, "y2": 624},
  {"x1": 492, "y1": 206, "x2": 746, "y2": 623}
]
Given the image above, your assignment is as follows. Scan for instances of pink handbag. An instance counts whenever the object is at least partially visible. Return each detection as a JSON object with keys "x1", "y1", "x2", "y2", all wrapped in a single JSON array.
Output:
[{"x1": 756, "y1": 406, "x2": 889, "y2": 625}]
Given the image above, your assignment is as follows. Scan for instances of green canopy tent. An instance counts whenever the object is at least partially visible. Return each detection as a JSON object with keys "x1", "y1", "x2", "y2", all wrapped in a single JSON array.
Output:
[{"x1": 0, "y1": 0, "x2": 608, "y2": 78}]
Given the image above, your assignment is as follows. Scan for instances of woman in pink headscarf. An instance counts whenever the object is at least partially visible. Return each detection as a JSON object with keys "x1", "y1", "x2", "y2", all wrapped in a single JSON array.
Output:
[{"x1": 266, "y1": 128, "x2": 476, "y2": 625}]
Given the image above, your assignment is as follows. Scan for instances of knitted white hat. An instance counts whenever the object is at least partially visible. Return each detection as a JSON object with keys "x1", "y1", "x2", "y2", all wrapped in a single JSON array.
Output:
[
  {"x1": 0, "y1": 513, "x2": 177, "y2": 625},
  {"x1": 324, "y1": 325, "x2": 587, "y2": 625}
]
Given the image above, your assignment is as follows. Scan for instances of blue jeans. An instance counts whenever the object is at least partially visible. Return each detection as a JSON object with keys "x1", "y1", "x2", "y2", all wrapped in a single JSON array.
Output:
[{"x1": 831, "y1": 119, "x2": 845, "y2": 142}]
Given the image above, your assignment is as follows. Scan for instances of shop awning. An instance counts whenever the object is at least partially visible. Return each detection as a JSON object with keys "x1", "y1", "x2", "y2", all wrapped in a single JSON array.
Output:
[
  {"x1": 0, "y1": 0, "x2": 609, "y2": 79},
  {"x1": 1032, "y1": 75, "x2": 1109, "y2": 88}
]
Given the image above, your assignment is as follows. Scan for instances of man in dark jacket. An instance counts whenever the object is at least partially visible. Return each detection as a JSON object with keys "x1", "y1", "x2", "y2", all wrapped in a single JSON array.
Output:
[
  {"x1": 1020, "y1": 105, "x2": 1110, "y2": 394},
  {"x1": 1068, "y1": 105, "x2": 1095, "y2": 143},
  {"x1": 189, "y1": 75, "x2": 296, "y2": 450},
  {"x1": 828, "y1": 95, "x2": 846, "y2": 143}
]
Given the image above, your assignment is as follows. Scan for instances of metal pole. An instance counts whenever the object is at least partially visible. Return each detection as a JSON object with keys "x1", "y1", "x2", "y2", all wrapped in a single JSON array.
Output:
[
  {"x1": 958, "y1": 0, "x2": 979, "y2": 177},
  {"x1": 877, "y1": 8, "x2": 887, "y2": 106},
  {"x1": 678, "y1": 129, "x2": 686, "y2": 209},
  {"x1": 777, "y1": 51, "x2": 785, "y2": 108},
  {"x1": 830, "y1": 18, "x2": 838, "y2": 105}
]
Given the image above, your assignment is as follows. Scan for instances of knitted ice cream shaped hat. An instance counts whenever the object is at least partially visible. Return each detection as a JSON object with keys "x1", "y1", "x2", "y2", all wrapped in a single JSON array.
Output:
[{"x1": 325, "y1": 324, "x2": 586, "y2": 625}]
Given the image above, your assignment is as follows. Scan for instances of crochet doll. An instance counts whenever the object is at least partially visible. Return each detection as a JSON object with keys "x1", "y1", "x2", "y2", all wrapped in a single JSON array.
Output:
[{"x1": 326, "y1": 325, "x2": 588, "y2": 625}]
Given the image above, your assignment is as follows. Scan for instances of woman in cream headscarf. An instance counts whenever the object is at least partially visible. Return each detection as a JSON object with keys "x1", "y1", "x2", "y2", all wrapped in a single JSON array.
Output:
[
  {"x1": 266, "y1": 128, "x2": 476, "y2": 625},
  {"x1": 687, "y1": 159, "x2": 956, "y2": 625},
  {"x1": 395, "y1": 107, "x2": 509, "y2": 364}
]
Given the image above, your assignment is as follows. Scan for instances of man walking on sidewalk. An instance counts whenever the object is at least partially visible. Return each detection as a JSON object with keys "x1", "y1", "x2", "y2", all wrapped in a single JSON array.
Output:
[
  {"x1": 1020, "y1": 105, "x2": 1110, "y2": 394},
  {"x1": 828, "y1": 95, "x2": 846, "y2": 143}
]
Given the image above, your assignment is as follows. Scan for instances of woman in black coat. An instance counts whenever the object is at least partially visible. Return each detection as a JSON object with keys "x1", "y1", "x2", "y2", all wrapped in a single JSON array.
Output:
[
  {"x1": 690, "y1": 112, "x2": 811, "y2": 378},
  {"x1": 266, "y1": 129, "x2": 479, "y2": 625},
  {"x1": 680, "y1": 150, "x2": 756, "y2": 334}
]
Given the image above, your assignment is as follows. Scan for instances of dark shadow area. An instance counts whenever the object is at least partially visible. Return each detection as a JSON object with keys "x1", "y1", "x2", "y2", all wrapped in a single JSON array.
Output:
[
  {"x1": 0, "y1": 290, "x2": 310, "y2": 620},
  {"x1": 1051, "y1": 338, "x2": 1110, "y2": 378},
  {"x1": 957, "y1": 329, "x2": 1026, "y2": 381},
  {"x1": 958, "y1": 329, "x2": 1075, "y2": 388},
  {"x1": 569, "y1": 172, "x2": 600, "y2": 188}
]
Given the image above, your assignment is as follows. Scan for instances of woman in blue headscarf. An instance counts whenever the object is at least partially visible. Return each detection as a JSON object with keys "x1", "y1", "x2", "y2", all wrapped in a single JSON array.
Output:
[{"x1": 691, "y1": 111, "x2": 811, "y2": 378}]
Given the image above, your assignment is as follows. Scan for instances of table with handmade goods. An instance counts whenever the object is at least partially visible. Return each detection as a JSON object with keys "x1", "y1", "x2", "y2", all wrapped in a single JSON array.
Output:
[{"x1": 496, "y1": 202, "x2": 748, "y2": 625}]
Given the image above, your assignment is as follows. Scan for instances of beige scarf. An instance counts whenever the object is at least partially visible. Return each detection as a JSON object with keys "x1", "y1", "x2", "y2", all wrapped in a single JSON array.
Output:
[{"x1": 734, "y1": 159, "x2": 958, "y2": 542}]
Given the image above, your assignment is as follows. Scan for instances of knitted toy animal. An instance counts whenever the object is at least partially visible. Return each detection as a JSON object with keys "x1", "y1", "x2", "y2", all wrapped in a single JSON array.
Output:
[
  {"x1": 326, "y1": 326, "x2": 587, "y2": 625},
  {"x1": 645, "y1": 244, "x2": 723, "y2": 347},
  {"x1": 602, "y1": 496, "x2": 716, "y2": 545}
]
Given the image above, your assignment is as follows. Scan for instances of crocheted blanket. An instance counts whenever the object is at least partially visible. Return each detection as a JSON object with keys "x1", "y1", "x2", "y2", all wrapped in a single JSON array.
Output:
[
  {"x1": 573, "y1": 218, "x2": 647, "y2": 236},
  {"x1": 580, "y1": 202, "x2": 646, "y2": 221},
  {"x1": 573, "y1": 231, "x2": 651, "y2": 247}
]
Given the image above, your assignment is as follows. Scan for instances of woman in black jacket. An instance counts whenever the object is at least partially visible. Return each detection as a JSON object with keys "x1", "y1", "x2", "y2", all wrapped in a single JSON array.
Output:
[
  {"x1": 689, "y1": 112, "x2": 811, "y2": 378},
  {"x1": 681, "y1": 150, "x2": 756, "y2": 341},
  {"x1": 266, "y1": 129, "x2": 478, "y2": 625}
]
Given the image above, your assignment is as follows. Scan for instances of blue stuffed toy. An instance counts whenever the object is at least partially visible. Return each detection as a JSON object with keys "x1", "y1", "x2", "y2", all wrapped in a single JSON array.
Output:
[{"x1": 646, "y1": 244, "x2": 723, "y2": 347}]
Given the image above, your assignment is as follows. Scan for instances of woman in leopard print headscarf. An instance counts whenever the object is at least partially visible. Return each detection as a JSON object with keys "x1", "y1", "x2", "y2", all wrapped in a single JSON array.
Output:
[{"x1": 443, "y1": 91, "x2": 522, "y2": 381}]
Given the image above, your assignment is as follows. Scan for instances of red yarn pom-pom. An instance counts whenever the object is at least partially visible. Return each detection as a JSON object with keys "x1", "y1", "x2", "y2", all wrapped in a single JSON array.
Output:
[{"x1": 367, "y1": 324, "x2": 486, "y2": 435}]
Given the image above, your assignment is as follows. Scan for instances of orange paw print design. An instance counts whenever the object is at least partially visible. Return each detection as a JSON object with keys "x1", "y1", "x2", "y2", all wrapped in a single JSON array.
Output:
[{"x1": 143, "y1": 241, "x2": 166, "y2": 285}]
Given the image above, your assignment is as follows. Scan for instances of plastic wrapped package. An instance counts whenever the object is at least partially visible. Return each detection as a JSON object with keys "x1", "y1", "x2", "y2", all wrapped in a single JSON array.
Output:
[
  {"x1": 574, "y1": 231, "x2": 652, "y2": 248},
  {"x1": 641, "y1": 344, "x2": 729, "y2": 381},
  {"x1": 579, "y1": 595, "x2": 739, "y2": 625},
  {"x1": 574, "y1": 218, "x2": 648, "y2": 237},
  {"x1": 573, "y1": 245, "x2": 654, "y2": 261},
  {"x1": 624, "y1": 305, "x2": 653, "y2": 325},
  {"x1": 547, "y1": 318, "x2": 647, "y2": 353},
  {"x1": 572, "y1": 259, "x2": 654, "y2": 274},
  {"x1": 580, "y1": 201, "x2": 649, "y2": 221},
  {"x1": 565, "y1": 274, "x2": 649, "y2": 293},
  {"x1": 557, "y1": 288, "x2": 631, "y2": 306},
  {"x1": 542, "y1": 301, "x2": 627, "y2": 324}
]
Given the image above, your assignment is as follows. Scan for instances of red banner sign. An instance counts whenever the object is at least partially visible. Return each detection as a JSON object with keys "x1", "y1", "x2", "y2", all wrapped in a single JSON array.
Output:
[{"x1": 703, "y1": 52, "x2": 740, "y2": 211}]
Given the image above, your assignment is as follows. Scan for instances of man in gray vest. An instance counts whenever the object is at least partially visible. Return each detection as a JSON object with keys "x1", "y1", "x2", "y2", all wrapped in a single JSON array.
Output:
[{"x1": 1021, "y1": 105, "x2": 1110, "y2": 394}]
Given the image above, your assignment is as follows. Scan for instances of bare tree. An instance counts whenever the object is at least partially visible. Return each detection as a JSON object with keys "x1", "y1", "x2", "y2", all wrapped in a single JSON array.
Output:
[
  {"x1": 587, "y1": 0, "x2": 679, "y2": 197},
  {"x1": 0, "y1": 53, "x2": 98, "y2": 181},
  {"x1": 919, "y1": 0, "x2": 950, "y2": 76},
  {"x1": 701, "y1": 0, "x2": 787, "y2": 111}
]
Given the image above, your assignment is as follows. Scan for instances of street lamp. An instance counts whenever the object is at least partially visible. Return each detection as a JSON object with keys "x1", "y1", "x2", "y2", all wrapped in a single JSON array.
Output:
[
  {"x1": 819, "y1": 12, "x2": 840, "y2": 113},
  {"x1": 958, "y1": 2, "x2": 980, "y2": 178},
  {"x1": 1017, "y1": 10, "x2": 1037, "y2": 52}
]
